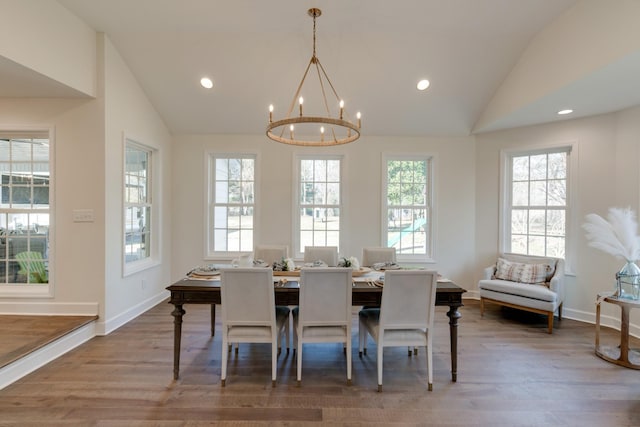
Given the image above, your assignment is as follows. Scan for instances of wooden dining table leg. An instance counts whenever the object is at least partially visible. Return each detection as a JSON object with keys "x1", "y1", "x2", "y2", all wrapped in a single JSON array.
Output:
[
  {"x1": 446, "y1": 304, "x2": 462, "y2": 382},
  {"x1": 171, "y1": 303, "x2": 185, "y2": 380}
]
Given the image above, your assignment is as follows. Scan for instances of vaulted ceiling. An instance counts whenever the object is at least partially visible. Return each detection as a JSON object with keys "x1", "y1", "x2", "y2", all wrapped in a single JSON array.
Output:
[{"x1": 4, "y1": 0, "x2": 640, "y2": 137}]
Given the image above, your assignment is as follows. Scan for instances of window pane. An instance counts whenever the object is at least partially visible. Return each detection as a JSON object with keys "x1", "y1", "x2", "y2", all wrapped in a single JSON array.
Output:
[
  {"x1": 512, "y1": 156, "x2": 529, "y2": 181},
  {"x1": 529, "y1": 154, "x2": 547, "y2": 180},
  {"x1": 548, "y1": 152, "x2": 566, "y2": 179},
  {"x1": 512, "y1": 182, "x2": 528, "y2": 206},
  {"x1": 296, "y1": 157, "x2": 342, "y2": 253},
  {"x1": 124, "y1": 143, "x2": 152, "y2": 265},
  {"x1": 529, "y1": 181, "x2": 547, "y2": 206},
  {"x1": 210, "y1": 154, "x2": 256, "y2": 253},
  {"x1": 507, "y1": 149, "x2": 568, "y2": 258},
  {"x1": 511, "y1": 209, "x2": 527, "y2": 235},
  {"x1": 547, "y1": 209, "x2": 565, "y2": 236},
  {"x1": 547, "y1": 179, "x2": 566, "y2": 206}
]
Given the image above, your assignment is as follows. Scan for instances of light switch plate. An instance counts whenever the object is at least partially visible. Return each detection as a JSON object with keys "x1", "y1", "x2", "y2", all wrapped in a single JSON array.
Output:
[{"x1": 73, "y1": 209, "x2": 94, "y2": 222}]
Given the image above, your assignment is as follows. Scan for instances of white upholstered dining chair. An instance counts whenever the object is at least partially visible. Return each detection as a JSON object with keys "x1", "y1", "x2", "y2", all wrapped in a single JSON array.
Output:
[
  {"x1": 358, "y1": 269, "x2": 438, "y2": 392},
  {"x1": 303, "y1": 246, "x2": 338, "y2": 266},
  {"x1": 293, "y1": 267, "x2": 353, "y2": 386},
  {"x1": 361, "y1": 247, "x2": 397, "y2": 267},
  {"x1": 220, "y1": 268, "x2": 289, "y2": 387},
  {"x1": 253, "y1": 244, "x2": 288, "y2": 267}
]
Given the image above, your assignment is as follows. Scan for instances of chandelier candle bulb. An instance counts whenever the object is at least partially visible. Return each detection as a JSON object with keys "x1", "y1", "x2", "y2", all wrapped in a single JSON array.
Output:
[
  {"x1": 320, "y1": 126, "x2": 325, "y2": 141},
  {"x1": 339, "y1": 100, "x2": 344, "y2": 119},
  {"x1": 290, "y1": 124, "x2": 294, "y2": 139},
  {"x1": 299, "y1": 97, "x2": 304, "y2": 116},
  {"x1": 357, "y1": 112, "x2": 361, "y2": 128},
  {"x1": 269, "y1": 104, "x2": 273, "y2": 123}
]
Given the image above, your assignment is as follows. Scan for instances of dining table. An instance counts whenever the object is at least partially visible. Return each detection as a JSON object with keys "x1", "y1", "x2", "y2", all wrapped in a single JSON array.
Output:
[{"x1": 166, "y1": 270, "x2": 466, "y2": 382}]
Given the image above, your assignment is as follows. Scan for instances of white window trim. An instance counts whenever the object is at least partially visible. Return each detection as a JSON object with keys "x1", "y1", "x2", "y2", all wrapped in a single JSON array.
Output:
[
  {"x1": 499, "y1": 141, "x2": 578, "y2": 275},
  {"x1": 204, "y1": 151, "x2": 259, "y2": 260},
  {"x1": 381, "y1": 152, "x2": 436, "y2": 264},
  {"x1": 293, "y1": 153, "x2": 345, "y2": 260},
  {"x1": 122, "y1": 135, "x2": 160, "y2": 277},
  {"x1": 0, "y1": 125, "x2": 55, "y2": 298}
]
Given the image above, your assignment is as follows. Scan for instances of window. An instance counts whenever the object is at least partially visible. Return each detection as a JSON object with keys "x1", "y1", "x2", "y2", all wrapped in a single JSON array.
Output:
[
  {"x1": 384, "y1": 156, "x2": 432, "y2": 259},
  {"x1": 124, "y1": 141, "x2": 153, "y2": 266},
  {"x1": 295, "y1": 156, "x2": 342, "y2": 256},
  {"x1": 208, "y1": 154, "x2": 255, "y2": 255},
  {"x1": 503, "y1": 147, "x2": 570, "y2": 258},
  {"x1": 0, "y1": 132, "x2": 51, "y2": 286}
]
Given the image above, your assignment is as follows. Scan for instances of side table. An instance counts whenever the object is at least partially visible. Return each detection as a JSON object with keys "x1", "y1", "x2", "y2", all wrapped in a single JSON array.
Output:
[{"x1": 595, "y1": 292, "x2": 640, "y2": 369}]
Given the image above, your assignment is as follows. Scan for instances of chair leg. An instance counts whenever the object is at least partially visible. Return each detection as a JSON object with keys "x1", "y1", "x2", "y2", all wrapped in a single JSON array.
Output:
[
  {"x1": 427, "y1": 341, "x2": 433, "y2": 392},
  {"x1": 358, "y1": 325, "x2": 364, "y2": 356},
  {"x1": 558, "y1": 303, "x2": 563, "y2": 320},
  {"x1": 480, "y1": 298, "x2": 485, "y2": 317},
  {"x1": 296, "y1": 340, "x2": 302, "y2": 386},
  {"x1": 548, "y1": 313, "x2": 553, "y2": 334},
  {"x1": 272, "y1": 341, "x2": 277, "y2": 387},
  {"x1": 377, "y1": 345, "x2": 383, "y2": 392},
  {"x1": 221, "y1": 335, "x2": 228, "y2": 387},
  {"x1": 346, "y1": 338, "x2": 352, "y2": 386}
]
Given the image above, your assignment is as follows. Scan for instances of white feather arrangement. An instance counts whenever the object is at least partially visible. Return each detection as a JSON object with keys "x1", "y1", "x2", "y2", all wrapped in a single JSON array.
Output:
[{"x1": 582, "y1": 207, "x2": 640, "y2": 261}]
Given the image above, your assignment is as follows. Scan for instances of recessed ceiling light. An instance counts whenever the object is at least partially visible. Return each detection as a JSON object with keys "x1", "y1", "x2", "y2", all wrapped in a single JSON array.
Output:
[
  {"x1": 557, "y1": 109, "x2": 573, "y2": 115},
  {"x1": 417, "y1": 79, "x2": 430, "y2": 91},
  {"x1": 200, "y1": 77, "x2": 213, "y2": 89}
]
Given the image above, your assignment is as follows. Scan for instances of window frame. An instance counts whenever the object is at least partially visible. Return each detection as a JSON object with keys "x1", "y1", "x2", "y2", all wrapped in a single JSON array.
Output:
[
  {"x1": 499, "y1": 142, "x2": 577, "y2": 272},
  {"x1": 0, "y1": 126, "x2": 54, "y2": 297},
  {"x1": 382, "y1": 153, "x2": 434, "y2": 263},
  {"x1": 205, "y1": 152, "x2": 258, "y2": 259},
  {"x1": 293, "y1": 154, "x2": 344, "y2": 259},
  {"x1": 122, "y1": 137, "x2": 159, "y2": 276}
]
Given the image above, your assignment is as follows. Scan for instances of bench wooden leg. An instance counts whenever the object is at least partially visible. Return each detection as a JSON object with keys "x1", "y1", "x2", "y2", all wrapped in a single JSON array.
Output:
[
  {"x1": 480, "y1": 298, "x2": 484, "y2": 317},
  {"x1": 547, "y1": 313, "x2": 553, "y2": 334}
]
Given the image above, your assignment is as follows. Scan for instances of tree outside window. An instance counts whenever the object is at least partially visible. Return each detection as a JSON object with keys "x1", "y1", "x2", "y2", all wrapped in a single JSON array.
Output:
[{"x1": 384, "y1": 157, "x2": 431, "y2": 257}]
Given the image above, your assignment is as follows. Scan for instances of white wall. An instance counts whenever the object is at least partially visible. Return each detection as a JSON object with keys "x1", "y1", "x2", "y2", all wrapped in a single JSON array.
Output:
[
  {"x1": 0, "y1": 0, "x2": 96, "y2": 96},
  {"x1": 475, "y1": 108, "x2": 640, "y2": 333},
  {"x1": 171, "y1": 134, "x2": 477, "y2": 290},
  {"x1": 101, "y1": 34, "x2": 173, "y2": 334}
]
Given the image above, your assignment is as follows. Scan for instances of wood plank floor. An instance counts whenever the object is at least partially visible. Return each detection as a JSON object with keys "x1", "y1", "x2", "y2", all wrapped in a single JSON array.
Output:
[
  {"x1": 1, "y1": 299, "x2": 639, "y2": 426},
  {"x1": 0, "y1": 314, "x2": 97, "y2": 368}
]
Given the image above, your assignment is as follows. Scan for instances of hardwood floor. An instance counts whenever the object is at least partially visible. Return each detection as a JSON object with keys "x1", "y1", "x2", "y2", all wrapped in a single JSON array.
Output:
[
  {"x1": 0, "y1": 314, "x2": 97, "y2": 369},
  {"x1": 1, "y1": 299, "x2": 639, "y2": 426}
]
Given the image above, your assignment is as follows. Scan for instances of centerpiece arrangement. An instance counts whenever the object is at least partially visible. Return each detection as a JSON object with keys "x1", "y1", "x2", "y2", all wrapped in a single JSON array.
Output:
[
  {"x1": 273, "y1": 257, "x2": 296, "y2": 272},
  {"x1": 583, "y1": 207, "x2": 640, "y2": 300},
  {"x1": 338, "y1": 256, "x2": 360, "y2": 270}
]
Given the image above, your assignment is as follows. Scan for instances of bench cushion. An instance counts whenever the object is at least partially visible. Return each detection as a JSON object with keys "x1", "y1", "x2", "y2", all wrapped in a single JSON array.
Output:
[{"x1": 479, "y1": 279, "x2": 557, "y2": 303}]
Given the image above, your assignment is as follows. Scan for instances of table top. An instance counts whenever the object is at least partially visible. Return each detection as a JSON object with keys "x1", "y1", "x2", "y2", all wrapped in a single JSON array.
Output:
[
  {"x1": 167, "y1": 274, "x2": 466, "y2": 294},
  {"x1": 598, "y1": 291, "x2": 640, "y2": 307}
]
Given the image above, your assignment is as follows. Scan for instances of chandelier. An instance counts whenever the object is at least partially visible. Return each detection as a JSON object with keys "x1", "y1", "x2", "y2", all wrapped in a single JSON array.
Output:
[{"x1": 266, "y1": 8, "x2": 361, "y2": 147}]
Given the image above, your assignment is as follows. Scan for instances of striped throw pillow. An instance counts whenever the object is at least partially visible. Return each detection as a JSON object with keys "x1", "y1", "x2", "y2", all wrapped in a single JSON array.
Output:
[{"x1": 494, "y1": 258, "x2": 550, "y2": 285}]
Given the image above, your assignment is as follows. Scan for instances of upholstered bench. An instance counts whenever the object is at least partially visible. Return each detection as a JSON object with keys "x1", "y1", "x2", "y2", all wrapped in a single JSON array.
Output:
[{"x1": 478, "y1": 253, "x2": 564, "y2": 333}]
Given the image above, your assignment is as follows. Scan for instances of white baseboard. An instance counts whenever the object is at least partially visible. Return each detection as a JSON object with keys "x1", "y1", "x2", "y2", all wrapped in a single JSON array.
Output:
[
  {"x1": 96, "y1": 290, "x2": 169, "y2": 335},
  {"x1": 0, "y1": 301, "x2": 99, "y2": 316},
  {"x1": 0, "y1": 321, "x2": 96, "y2": 390}
]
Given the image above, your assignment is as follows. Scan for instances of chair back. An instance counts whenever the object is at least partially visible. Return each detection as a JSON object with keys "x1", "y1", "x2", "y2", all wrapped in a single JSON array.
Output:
[
  {"x1": 254, "y1": 245, "x2": 288, "y2": 266},
  {"x1": 220, "y1": 268, "x2": 275, "y2": 327},
  {"x1": 299, "y1": 267, "x2": 352, "y2": 326},
  {"x1": 379, "y1": 270, "x2": 437, "y2": 330},
  {"x1": 303, "y1": 246, "x2": 338, "y2": 266},
  {"x1": 362, "y1": 247, "x2": 396, "y2": 267},
  {"x1": 15, "y1": 251, "x2": 48, "y2": 283}
]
